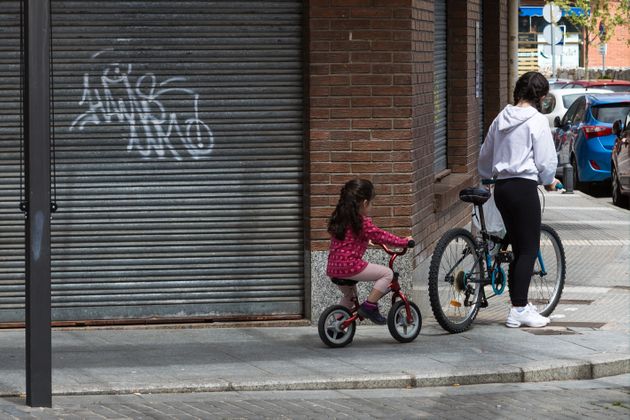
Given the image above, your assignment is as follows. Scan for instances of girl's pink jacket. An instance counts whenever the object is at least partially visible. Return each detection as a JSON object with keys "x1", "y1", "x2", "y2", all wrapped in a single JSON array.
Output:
[{"x1": 326, "y1": 217, "x2": 408, "y2": 278}]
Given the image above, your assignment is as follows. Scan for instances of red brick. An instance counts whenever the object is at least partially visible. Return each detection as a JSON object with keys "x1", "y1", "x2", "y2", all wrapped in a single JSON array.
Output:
[
  {"x1": 351, "y1": 8, "x2": 393, "y2": 18},
  {"x1": 372, "y1": 86, "x2": 410, "y2": 96},
  {"x1": 352, "y1": 119, "x2": 392, "y2": 129},
  {"x1": 351, "y1": 52, "x2": 393, "y2": 63},
  {"x1": 351, "y1": 75, "x2": 393, "y2": 85},
  {"x1": 310, "y1": 8, "x2": 350, "y2": 18},
  {"x1": 310, "y1": 52, "x2": 350, "y2": 64},
  {"x1": 352, "y1": 141, "x2": 393, "y2": 151},
  {"x1": 330, "y1": 63, "x2": 371, "y2": 74},
  {"x1": 311, "y1": 162, "x2": 352, "y2": 173},
  {"x1": 331, "y1": 40, "x2": 371, "y2": 51},
  {"x1": 351, "y1": 97, "x2": 392, "y2": 107}
]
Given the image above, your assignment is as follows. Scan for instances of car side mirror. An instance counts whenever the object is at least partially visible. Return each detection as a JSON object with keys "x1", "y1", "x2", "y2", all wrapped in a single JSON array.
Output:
[
  {"x1": 612, "y1": 119, "x2": 623, "y2": 137},
  {"x1": 554, "y1": 116, "x2": 562, "y2": 128}
]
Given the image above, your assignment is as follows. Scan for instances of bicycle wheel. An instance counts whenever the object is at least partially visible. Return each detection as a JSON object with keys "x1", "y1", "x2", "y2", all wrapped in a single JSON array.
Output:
[
  {"x1": 529, "y1": 224, "x2": 566, "y2": 317},
  {"x1": 387, "y1": 300, "x2": 422, "y2": 343},
  {"x1": 428, "y1": 228, "x2": 484, "y2": 333},
  {"x1": 318, "y1": 305, "x2": 356, "y2": 348}
]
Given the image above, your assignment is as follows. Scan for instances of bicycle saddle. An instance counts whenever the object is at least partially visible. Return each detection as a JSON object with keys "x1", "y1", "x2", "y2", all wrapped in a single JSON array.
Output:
[
  {"x1": 459, "y1": 187, "x2": 491, "y2": 205},
  {"x1": 330, "y1": 278, "x2": 358, "y2": 286}
]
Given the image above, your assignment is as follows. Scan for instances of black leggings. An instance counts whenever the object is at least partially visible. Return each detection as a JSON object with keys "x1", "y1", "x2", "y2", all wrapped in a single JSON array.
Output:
[{"x1": 493, "y1": 178, "x2": 541, "y2": 307}]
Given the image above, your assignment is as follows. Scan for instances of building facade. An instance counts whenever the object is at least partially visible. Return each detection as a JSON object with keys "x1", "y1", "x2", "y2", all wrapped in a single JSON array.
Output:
[{"x1": 0, "y1": 0, "x2": 510, "y2": 326}]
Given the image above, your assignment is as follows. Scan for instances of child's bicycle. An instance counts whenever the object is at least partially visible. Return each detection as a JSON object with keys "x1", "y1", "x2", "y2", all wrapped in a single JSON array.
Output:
[
  {"x1": 318, "y1": 240, "x2": 421, "y2": 347},
  {"x1": 428, "y1": 181, "x2": 566, "y2": 333}
]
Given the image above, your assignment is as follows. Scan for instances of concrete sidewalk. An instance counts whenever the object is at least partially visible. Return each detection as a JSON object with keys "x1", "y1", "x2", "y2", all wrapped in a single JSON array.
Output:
[
  {"x1": 0, "y1": 321, "x2": 628, "y2": 396},
  {"x1": 0, "y1": 191, "x2": 628, "y2": 397}
]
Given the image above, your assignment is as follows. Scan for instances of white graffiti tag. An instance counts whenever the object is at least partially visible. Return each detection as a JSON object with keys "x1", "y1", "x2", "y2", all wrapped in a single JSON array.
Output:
[{"x1": 70, "y1": 53, "x2": 214, "y2": 161}]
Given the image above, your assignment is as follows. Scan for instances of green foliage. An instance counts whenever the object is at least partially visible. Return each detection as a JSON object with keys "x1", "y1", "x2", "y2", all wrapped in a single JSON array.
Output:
[
  {"x1": 546, "y1": 1, "x2": 630, "y2": 73},
  {"x1": 551, "y1": 0, "x2": 630, "y2": 45}
]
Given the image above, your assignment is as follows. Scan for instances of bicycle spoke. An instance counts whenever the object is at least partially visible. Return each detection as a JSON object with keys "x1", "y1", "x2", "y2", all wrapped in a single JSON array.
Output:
[{"x1": 528, "y1": 226, "x2": 565, "y2": 316}]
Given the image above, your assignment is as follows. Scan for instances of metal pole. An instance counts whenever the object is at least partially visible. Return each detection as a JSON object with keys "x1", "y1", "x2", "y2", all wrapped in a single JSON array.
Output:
[
  {"x1": 508, "y1": 0, "x2": 519, "y2": 101},
  {"x1": 550, "y1": 10, "x2": 556, "y2": 78},
  {"x1": 24, "y1": 0, "x2": 52, "y2": 408}
]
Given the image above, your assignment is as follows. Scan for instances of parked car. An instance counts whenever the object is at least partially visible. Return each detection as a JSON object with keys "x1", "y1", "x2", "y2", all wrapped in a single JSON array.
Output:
[
  {"x1": 541, "y1": 88, "x2": 612, "y2": 129},
  {"x1": 611, "y1": 110, "x2": 630, "y2": 208},
  {"x1": 547, "y1": 78, "x2": 571, "y2": 90},
  {"x1": 553, "y1": 93, "x2": 630, "y2": 192},
  {"x1": 561, "y1": 80, "x2": 630, "y2": 92}
]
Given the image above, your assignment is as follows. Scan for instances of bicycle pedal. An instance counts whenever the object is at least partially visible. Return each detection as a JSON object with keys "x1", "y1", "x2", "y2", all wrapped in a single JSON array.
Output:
[{"x1": 480, "y1": 300, "x2": 488, "y2": 308}]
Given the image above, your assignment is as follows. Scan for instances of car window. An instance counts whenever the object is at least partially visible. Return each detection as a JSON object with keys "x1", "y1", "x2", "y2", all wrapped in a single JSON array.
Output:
[
  {"x1": 562, "y1": 98, "x2": 582, "y2": 125},
  {"x1": 541, "y1": 95, "x2": 555, "y2": 114},
  {"x1": 601, "y1": 85, "x2": 630, "y2": 93},
  {"x1": 573, "y1": 99, "x2": 588, "y2": 123},
  {"x1": 562, "y1": 93, "x2": 584, "y2": 108},
  {"x1": 591, "y1": 104, "x2": 630, "y2": 124}
]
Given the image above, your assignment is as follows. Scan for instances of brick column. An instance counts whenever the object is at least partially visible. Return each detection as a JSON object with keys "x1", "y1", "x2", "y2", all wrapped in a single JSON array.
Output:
[
  {"x1": 308, "y1": 0, "x2": 414, "y2": 252},
  {"x1": 307, "y1": 0, "x2": 415, "y2": 320}
]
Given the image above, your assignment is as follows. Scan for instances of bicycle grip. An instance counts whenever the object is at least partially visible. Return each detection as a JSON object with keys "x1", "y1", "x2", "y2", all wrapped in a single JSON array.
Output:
[
  {"x1": 407, "y1": 240, "x2": 415, "y2": 248},
  {"x1": 555, "y1": 182, "x2": 565, "y2": 191}
]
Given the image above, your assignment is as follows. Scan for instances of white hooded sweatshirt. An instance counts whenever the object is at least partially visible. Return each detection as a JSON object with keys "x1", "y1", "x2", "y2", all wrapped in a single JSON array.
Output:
[{"x1": 478, "y1": 104, "x2": 557, "y2": 185}]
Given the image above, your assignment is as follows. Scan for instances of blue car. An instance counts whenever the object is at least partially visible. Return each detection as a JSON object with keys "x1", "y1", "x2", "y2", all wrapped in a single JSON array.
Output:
[{"x1": 553, "y1": 93, "x2": 630, "y2": 190}]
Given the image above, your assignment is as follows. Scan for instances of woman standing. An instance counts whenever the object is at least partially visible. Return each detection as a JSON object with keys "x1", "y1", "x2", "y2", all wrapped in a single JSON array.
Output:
[{"x1": 478, "y1": 71, "x2": 560, "y2": 328}]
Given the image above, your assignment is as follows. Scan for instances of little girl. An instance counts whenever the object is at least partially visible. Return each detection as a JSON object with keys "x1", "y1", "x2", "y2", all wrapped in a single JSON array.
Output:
[{"x1": 326, "y1": 179, "x2": 413, "y2": 324}]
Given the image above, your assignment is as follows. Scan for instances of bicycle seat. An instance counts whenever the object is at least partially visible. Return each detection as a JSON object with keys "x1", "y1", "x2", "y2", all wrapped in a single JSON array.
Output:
[
  {"x1": 459, "y1": 187, "x2": 491, "y2": 205},
  {"x1": 330, "y1": 278, "x2": 358, "y2": 286}
]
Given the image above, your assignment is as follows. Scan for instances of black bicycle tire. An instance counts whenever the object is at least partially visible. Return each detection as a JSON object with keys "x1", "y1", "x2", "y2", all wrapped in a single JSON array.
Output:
[
  {"x1": 428, "y1": 228, "x2": 482, "y2": 333},
  {"x1": 317, "y1": 305, "x2": 356, "y2": 348},
  {"x1": 533, "y1": 224, "x2": 566, "y2": 317},
  {"x1": 387, "y1": 300, "x2": 422, "y2": 343}
]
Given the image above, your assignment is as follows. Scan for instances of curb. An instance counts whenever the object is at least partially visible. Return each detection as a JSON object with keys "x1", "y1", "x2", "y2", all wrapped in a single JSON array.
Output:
[{"x1": 2, "y1": 354, "x2": 628, "y2": 397}]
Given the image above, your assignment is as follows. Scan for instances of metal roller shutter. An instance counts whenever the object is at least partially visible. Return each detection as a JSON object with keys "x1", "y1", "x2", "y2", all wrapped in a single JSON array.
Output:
[
  {"x1": 434, "y1": 0, "x2": 447, "y2": 172},
  {"x1": 0, "y1": 0, "x2": 305, "y2": 324}
]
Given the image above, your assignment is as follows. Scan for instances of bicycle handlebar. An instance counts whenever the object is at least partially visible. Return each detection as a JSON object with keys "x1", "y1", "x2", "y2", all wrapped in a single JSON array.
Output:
[{"x1": 378, "y1": 240, "x2": 415, "y2": 256}]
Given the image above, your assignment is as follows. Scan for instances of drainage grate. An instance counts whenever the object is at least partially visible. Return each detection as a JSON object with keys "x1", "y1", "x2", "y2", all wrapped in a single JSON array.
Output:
[
  {"x1": 558, "y1": 299, "x2": 594, "y2": 305},
  {"x1": 549, "y1": 322, "x2": 606, "y2": 329},
  {"x1": 530, "y1": 299, "x2": 594, "y2": 305},
  {"x1": 524, "y1": 328, "x2": 577, "y2": 335}
]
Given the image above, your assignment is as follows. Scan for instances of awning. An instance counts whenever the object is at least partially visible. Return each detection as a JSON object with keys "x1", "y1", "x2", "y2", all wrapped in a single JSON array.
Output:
[{"x1": 519, "y1": 6, "x2": 585, "y2": 17}]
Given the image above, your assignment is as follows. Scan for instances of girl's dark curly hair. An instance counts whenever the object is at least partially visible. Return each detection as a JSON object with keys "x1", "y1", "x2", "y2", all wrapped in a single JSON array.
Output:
[
  {"x1": 327, "y1": 179, "x2": 375, "y2": 240},
  {"x1": 513, "y1": 71, "x2": 550, "y2": 112}
]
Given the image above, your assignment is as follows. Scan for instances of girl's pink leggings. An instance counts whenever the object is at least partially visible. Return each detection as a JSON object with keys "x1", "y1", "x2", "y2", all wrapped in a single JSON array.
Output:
[{"x1": 336, "y1": 263, "x2": 393, "y2": 309}]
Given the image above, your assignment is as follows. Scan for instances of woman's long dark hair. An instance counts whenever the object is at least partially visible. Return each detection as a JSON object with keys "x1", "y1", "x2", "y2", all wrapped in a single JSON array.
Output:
[
  {"x1": 328, "y1": 179, "x2": 375, "y2": 240},
  {"x1": 513, "y1": 71, "x2": 549, "y2": 112}
]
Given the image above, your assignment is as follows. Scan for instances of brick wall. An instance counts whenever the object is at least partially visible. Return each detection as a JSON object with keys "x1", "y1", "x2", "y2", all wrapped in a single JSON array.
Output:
[
  {"x1": 483, "y1": 0, "x2": 509, "y2": 133},
  {"x1": 307, "y1": 0, "x2": 509, "y2": 258},
  {"x1": 588, "y1": 23, "x2": 630, "y2": 69},
  {"x1": 308, "y1": 0, "x2": 415, "y2": 252}
]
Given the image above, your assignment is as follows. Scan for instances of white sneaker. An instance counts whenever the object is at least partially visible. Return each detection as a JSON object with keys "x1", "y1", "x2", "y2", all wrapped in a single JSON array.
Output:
[
  {"x1": 527, "y1": 303, "x2": 551, "y2": 325},
  {"x1": 505, "y1": 305, "x2": 549, "y2": 328}
]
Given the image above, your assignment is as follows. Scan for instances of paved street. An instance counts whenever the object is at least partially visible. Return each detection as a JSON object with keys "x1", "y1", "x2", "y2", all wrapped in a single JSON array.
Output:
[{"x1": 1, "y1": 375, "x2": 628, "y2": 419}]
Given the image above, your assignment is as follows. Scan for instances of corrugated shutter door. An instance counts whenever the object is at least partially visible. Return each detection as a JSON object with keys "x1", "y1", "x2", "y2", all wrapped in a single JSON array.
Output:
[
  {"x1": 0, "y1": 0, "x2": 305, "y2": 323},
  {"x1": 434, "y1": 0, "x2": 447, "y2": 172},
  {"x1": 0, "y1": 3, "x2": 25, "y2": 324}
]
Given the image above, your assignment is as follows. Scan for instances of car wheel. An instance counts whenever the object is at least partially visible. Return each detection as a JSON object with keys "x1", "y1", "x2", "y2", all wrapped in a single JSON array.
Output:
[
  {"x1": 612, "y1": 165, "x2": 629, "y2": 208},
  {"x1": 572, "y1": 156, "x2": 590, "y2": 194}
]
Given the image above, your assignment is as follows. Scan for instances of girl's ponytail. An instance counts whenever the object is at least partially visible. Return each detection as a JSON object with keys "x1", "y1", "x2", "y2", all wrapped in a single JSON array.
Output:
[{"x1": 328, "y1": 179, "x2": 375, "y2": 240}]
